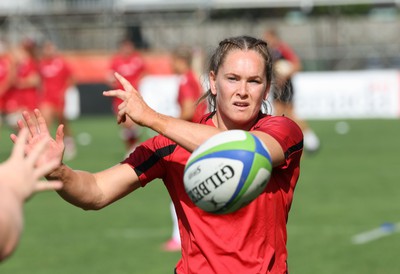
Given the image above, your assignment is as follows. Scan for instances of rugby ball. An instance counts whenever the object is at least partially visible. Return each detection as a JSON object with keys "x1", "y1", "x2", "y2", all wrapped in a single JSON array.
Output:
[{"x1": 183, "y1": 130, "x2": 272, "y2": 214}]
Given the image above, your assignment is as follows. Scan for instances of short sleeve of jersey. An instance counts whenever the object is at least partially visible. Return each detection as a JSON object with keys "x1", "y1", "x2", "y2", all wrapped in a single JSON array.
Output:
[
  {"x1": 120, "y1": 135, "x2": 176, "y2": 187},
  {"x1": 278, "y1": 43, "x2": 300, "y2": 64},
  {"x1": 177, "y1": 72, "x2": 202, "y2": 106},
  {"x1": 254, "y1": 115, "x2": 303, "y2": 168}
]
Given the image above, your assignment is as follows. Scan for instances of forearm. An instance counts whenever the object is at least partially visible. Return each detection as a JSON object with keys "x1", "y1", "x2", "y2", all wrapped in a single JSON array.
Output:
[
  {"x1": 46, "y1": 164, "x2": 105, "y2": 210},
  {"x1": 0, "y1": 187, "x2": 23, "y2": 262},
  {"x1": 148, "y1": 111, "x2": 285, "y2": 167},
  {"x1": 148, "y1": 112, "x2": 221, "y2": 152}
]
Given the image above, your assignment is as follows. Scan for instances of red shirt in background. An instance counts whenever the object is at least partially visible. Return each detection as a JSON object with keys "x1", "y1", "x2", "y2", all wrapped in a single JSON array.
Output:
[
  {"x1": 39, "y1": 56, "x2": 72, "y2": 111},
  {"x1": 109, "y1": 52, "x2": 145, "y2": 112},
  {"x1": 273, "y1": 42, "x2": 300, "y2": 64},
  {"x1": 0, "y1": 55, "x2": 13, "y2": 111},
  {"x1": 5, "y1": 57, "x2": 38, "y2": 112},
  {"x1": 177, "y1": 70, "x2": 207, "y2": 122}
]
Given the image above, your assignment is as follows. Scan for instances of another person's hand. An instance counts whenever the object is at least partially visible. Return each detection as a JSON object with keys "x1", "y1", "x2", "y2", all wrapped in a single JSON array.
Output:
[
  {"x1": 3, "y1": 128, "x2": 62, "y2": 202},
  {"x1": 10, "y1": 109, "x2": 65, "y2": 179},
  {"x1": 103, "y1": 72, "x2": 156, "y2": 126}
]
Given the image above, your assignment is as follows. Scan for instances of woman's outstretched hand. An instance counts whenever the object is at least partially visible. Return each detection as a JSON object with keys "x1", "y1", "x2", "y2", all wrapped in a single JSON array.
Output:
[{"x1": 103, "y1": 72, "x2": 156, "y2": 126}]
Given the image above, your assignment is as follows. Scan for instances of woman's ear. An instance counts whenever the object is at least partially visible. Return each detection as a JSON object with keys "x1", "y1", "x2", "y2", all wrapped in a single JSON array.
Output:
[
  {"x1": 209, "y1": 71, "x2": 217, "y2": 95},
  {"x1": 263, "y1": 83, "x2": 270, "y2": 100}
]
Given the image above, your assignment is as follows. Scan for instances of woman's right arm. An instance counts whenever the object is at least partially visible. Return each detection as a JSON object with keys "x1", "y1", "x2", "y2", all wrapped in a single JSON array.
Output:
[
  {"x1": 47, "y1": 163, "x2": 141, "y2": 210},
  {"x1": 12, "y1": 109, "x2": 142, "y2": 211}
]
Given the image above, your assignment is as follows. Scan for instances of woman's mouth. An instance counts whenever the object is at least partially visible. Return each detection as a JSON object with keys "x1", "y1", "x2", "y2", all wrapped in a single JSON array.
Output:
[{"x1": 233, "y1": 102, "x2": 249, "y2": 108}]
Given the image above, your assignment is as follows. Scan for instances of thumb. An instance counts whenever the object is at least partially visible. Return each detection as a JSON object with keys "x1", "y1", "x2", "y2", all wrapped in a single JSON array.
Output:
[{"x1": 55, "y1": 124, "x2": 65, "y2": 146}]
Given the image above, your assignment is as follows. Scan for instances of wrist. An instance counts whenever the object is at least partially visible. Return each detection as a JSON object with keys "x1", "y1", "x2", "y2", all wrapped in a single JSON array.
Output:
[
  {"x1": 45, "y1": 162, "x2": 66, "y2": 181},
  {"x1": 147, "y1": 111, "x2": 168, "y2": 136}
]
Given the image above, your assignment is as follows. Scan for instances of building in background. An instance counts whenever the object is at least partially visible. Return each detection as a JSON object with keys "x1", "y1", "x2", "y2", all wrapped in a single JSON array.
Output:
[{"x1": 0, "y1": 0, "x2": 398, "y2": 116}]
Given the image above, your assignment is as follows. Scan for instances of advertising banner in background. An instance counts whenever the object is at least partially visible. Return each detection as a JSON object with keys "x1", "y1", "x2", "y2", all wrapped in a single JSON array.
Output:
[
  {"x1": 72, "y1": 70, "x2": 400, "y2": 119},
  {"x1": 139, "y1": 75, "x2": 181, "y2": 118},
  {"x1": 293, "y1": 70, "x2": 400, "y2": 119}
]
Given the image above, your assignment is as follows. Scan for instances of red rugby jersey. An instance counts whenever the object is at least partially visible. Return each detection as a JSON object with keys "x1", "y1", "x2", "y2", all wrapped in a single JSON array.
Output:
[
  {"x1": 122, "y1": 113, "x2": 303, "y2": 274},
  {"x1": 39, "y1": 56, "x2": 72, "y2": 104}
]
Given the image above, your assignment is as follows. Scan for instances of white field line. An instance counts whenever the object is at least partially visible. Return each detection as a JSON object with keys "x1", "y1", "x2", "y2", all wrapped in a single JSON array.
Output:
[{"x1": 351, "y1": 222, "x2": 400, "y2": 245}]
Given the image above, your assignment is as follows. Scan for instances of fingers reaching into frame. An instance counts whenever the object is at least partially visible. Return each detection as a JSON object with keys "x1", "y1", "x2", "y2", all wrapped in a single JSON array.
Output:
[
  {"x1": 33, "y1": 159, "x2": 61, "y2": 183},
  {"x1": 10, "y1": 119, "x2": 28, "y2": 144},
  {"x1": 11, "y1": 128, "x2": 29, "y2": 158},
  {"x1": 34, "y1": 180, "x2": 63, "y2": 193}
]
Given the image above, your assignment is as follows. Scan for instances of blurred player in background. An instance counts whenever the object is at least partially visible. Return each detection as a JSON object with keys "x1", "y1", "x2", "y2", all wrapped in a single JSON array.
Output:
[
  {"x1": 0, "y1": 40, "x2": 15, "y2": 130},
  {"x1": 163, "y1": 47, "x2": 207, "y2": 251},
  {"x1": 3, "y1": 38, "x2": 40, "y2": 129},
  {"x1": 38, "y1": 40, "x2": 76, "y2": 161},
  {"x1": 264, "y1": 29, "x2": 320, "y2": 153},
  {"x1": 107, "y1": 37, "x2": 146, "y2": 151},
  {"x1": 15, "y1": 35, "x2": 303, "y2": 273},
  {"x1": 173, "y1": 47, "x2": 207, "y2": 123},
  {"x1": 0, "y1": 128, "x2": 62, "y2": 262}
]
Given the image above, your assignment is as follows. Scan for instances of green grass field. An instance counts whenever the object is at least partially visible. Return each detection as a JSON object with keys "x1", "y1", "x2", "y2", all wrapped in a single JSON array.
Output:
[{"x1": 0, "y1": 116, "x2": 399, "y2": 274}]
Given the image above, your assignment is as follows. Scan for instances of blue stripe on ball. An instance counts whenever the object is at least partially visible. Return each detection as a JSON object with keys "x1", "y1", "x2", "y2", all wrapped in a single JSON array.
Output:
[{"x1": 252, "y1": 134, "x2": 272, "y2": 162}]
